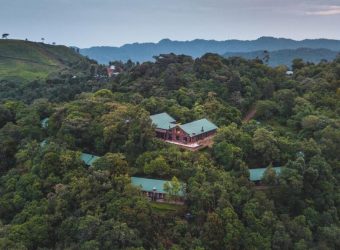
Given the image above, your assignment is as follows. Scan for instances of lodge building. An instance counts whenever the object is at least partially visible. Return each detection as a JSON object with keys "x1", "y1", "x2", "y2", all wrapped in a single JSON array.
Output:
[
  {"x1": 150, "y1": 112, "x2": 218, "y2": 145},
  {"x1": 131, "y1": 177, "x2": 184, "y2": 202},
  {"x1": 249, "y1": 167, "x2": 282, "y2": 183}
]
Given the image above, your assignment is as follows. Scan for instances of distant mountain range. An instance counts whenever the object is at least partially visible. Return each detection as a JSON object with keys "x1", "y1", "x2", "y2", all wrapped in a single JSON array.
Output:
[{"x1": 80, "y1": 37, "x2": 340, "y2": 66}]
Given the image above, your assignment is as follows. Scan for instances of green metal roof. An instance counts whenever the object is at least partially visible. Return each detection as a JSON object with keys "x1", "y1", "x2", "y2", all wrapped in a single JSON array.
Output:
[
  {"x1": 249, "y1": 167, "x2": 282, "y2": 181},
  {"x1": 179, "y1": 118, "x2": 218, "y2": 137},
  {"x1": 39, "y1": 140, "x2": 100, "y2": 167},
  {"x1": 41, "y1": 118, "x2": 49, "y2": 129},
  {"x1": 80, "y1": 153, "x2": 100, "y2": 166},
  {"x1": 150, "y1": 112, "x2": 176, "y2": 130},
  {"x1": 131, "y1": 177, "x2": 184, "y2": 196},
  {"x1": 40, "y1": 139, "x2": 48, "y2": 148}
]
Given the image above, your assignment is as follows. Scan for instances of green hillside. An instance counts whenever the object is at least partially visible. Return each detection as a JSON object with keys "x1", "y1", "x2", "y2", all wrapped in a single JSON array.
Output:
[{"x1": 0, "y1": 39, "x2": 87, "y2": 82}]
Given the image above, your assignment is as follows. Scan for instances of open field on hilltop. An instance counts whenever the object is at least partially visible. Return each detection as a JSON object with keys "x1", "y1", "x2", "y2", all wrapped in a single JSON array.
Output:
[{"x1": 0, "y1": 39, "x2": 85, "y2": 82}]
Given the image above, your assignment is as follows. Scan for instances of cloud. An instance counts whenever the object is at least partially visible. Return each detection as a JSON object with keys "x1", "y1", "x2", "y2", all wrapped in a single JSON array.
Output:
[{"x1": 306, "y1": 5, "x2": 340, "y2": 16}]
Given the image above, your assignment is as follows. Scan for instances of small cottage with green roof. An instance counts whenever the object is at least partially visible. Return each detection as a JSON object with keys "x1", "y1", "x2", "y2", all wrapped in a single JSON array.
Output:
[
  {"x1": 131, "y1": 177, "x2": 184, "y2": 201},
  {"x1": 249, "y1": 167, "x2": 282, "y2": 182},
  {"x1": 80, "y1": 153, "x2": 100, "y2": 166},
  {"x1": 150, "y1": 112, "x2": 218, "y2": 145}
]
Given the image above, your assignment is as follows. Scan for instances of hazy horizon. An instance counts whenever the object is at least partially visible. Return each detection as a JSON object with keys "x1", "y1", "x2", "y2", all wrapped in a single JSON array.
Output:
[
  {"x1": 4, "y1": 36, "x2": 340, "y2": 49},
  {"x1": 1, "y1": 0, "x2": 340, "y2": 48}
]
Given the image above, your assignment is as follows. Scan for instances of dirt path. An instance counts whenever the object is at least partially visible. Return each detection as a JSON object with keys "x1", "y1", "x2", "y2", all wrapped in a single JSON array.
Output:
[{"x1": 243, "y1": 106, "x2": 257, "y2": 123}]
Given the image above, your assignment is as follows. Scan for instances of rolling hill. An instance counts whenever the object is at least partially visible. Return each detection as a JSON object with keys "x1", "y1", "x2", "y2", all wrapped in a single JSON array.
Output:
[
  {"x1": 0, "y1": 39, "x2": 89, "y2": 82},
  {"x1": 80, "y1": 37, "x2": 340, "y2": 65}
]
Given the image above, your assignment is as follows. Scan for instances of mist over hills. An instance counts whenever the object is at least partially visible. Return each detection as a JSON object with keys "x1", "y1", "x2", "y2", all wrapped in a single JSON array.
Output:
[{"x1": 80, "y1": 37, "x2": 340, "y2": 66}]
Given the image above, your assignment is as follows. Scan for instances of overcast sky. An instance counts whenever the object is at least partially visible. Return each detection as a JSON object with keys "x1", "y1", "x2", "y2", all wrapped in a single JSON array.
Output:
[{"x1": 1, "y1": 0, "x2": 340, "y2": 48}]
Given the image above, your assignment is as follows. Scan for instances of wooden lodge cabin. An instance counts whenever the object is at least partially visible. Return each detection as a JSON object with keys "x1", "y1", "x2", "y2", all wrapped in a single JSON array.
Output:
[
  {"x1": 131, "y1": 177, "x2": 185, "y2": 202},
  {"x1": 150, "y1": 112, "x2": 218, "y2": 145},
  {"x1": 249, "y1": 167, "x2": 282, "y2": 184},
  {"x1": 131, "y1": 168, "x2": 282, "y2": 204}
]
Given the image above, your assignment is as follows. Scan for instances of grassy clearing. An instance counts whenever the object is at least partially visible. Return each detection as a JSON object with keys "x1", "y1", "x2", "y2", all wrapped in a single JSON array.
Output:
[
  {"x1": 150, "y1": 202, "x2": 184, "y2": 215},
  {"x1": 0, "y1": 58, "x2": 54, "y2": 81}
]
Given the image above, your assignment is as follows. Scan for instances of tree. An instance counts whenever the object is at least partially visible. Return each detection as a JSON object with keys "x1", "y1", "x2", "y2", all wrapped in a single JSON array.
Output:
[
  {"x1": 8, "y1": 215, "x2": 50, "y2": 249},
  {"x1": 163, "y1": 176, "x2": 182, "y2": 201},
  {"x1": 0, "y1": 104, "x2": 13, "y2": 128},
  {"x1": 263, "y1": 50, "x2": 270, "y2": 64},
  {"x1": 221, "y1": 207, "x2": 244, "y2": 249},
  {"x1": 93, "y1": 153, "x2": 128, "y2": 176},
  {"x1": 0, "y1": 123, "x2": 22, "y2": 172},
  {"x1": 272, "y1": 222, "x2": 292, "y2": 250},
  {"x1": 301, "y1": 115, "x2": 320, "y2": 131},
  {"x1": 2, "y1": 33, "x2": 9, "y2": 39},
  {"x1": 255, "y1": 100, "x2": 278, "y2": 120},
  {"x1": 253, "y1": 128, "x2": 280, "y2": 165},
  {"x1": 202, "y1": 212, "x2": 225, "y2": 249},
  {"x1": 194, "y1": 96, "x2": 241, "y2": 126},
  {"x1": 274, "y1": 89, "x2": 296, "y2": 117},
  {"x1": 144, "y1": 155, "x2": 170, "y2": 176},
  {"x1": 292, "y1": 58, "x2": 305, "y2": 71},
  {"x1": 263, "y1": 164, "x2": 277, "y2": 185},
  {"x1": 214, "y1": 123, "x2": 252, "y2": 154},
  {"x1": 275, "y1": 164, "x2": 304, "y2": 213},
  {"x1": 213, "y1": 141, "x2": 241, "y2": 170},
  {"x1": 318, "y1": 225, "x2": 340, "y2": 249}
]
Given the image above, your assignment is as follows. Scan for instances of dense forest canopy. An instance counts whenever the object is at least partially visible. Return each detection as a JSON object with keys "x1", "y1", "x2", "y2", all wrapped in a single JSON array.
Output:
[
  {"x1": 0, "y1": 48, "x2": 339, "y2": 249},
  {"x1": 223, "y1": 48, "x2": 339, "y2": 67}
]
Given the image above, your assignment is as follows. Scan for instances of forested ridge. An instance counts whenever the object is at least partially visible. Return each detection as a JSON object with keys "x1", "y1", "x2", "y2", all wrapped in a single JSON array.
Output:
[
  {"x1": 80, "y1": 37, "x2": 340, "y2": 64},
  {"x1": 0, "y1": 51, "x2": 339, "y2": 249},
  {"x1": 223, "y1": 48, "x2": 339, "y2": 67}
]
